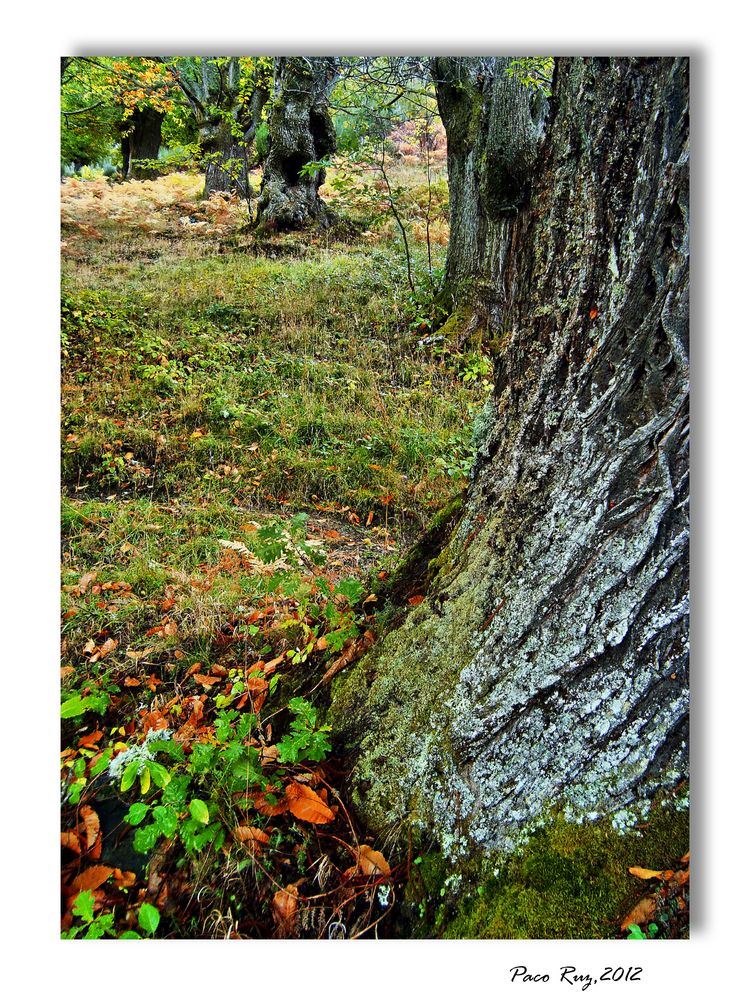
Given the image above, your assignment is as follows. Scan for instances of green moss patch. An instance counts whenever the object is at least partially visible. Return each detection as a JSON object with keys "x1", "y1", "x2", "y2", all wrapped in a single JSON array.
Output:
[{"x1": 405, "y1": 802, "x2": 688, "y2": 939}]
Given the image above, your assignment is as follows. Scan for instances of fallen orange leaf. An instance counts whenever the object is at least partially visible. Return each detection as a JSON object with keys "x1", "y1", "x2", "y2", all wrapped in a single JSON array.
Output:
[
  {"x1": 78, "y1": 730, "x2": 103, "y2": 749},
  {"x1": 79, "y1": 806, "x2": 100, "y2": 851},
  {"x1": 272, "y1": 884, "x2": 299, "y2": 937},
  {"x1": 61, "y1": 831, "x2": 81, "y2": 854},
  {"x1": 113, "y1": 869, "x2": 136, "y2": 888},
  {"x1": 193, "y1": 673, "x2": 221, "y2": 687},
  {"x1": 285, "y1": 782, "x2": 335, "y2": 824},
  {"x1": 68, "y1": 865, "x2": 115, "y2": 895},
  {"x1": 628, "y1": 866, "x2": 664, "y2": 881},
  {"x1": 141, "y1": 709, "x2": 169, "y2": 733},
  {"x1": 357, "y1": 845, "x2": 391, "y2": 877},
  {"x1": 252, "y1": 789, "x2": 290, "y2": 817},
  {"x1": 620, "y1": 894, "x2": 657, "y2": 931},
  {"x1": 233, "y1": 826, "x2": 270, "y2": 854}
]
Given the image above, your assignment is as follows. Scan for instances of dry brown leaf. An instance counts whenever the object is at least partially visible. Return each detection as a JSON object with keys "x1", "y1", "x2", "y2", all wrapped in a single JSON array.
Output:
[
  {"x1": 68, "y1": 865, "x2": 115, "y2": 895},
  {"x1": 91, "y1": 637, "x2": 117, "y2": 663},
  {"x1": 272, "y1": 884, "x2": 299, "y2": 937},
  {"x1": 61, "y1": 831, "x2": 81, "y2": 854},
  {"x1": 142, "y1": 709, "x2": 169, "y2": 733},
  {"x1": 408, "y1": 594, "x2": 425, "y2": 605},
  {"x1": 79, "y1": 806, "x2": 100, "y2": 851},
  {"x1": 264, "y1": 654, "x2": 286, "y2": 672},
  {"x1": 285, "y1": 781, "x2": 335, "y2": 824},
  {"x1": 357, "y1": 845, "x2": 391, "y2": 877},
  {"x1": 620, "y1": 894, "x2": 657, "y2": 931},
  {"x1": 628, "y1": 866, "x2": 664, "y2": 881},
  {"x1": 233, "y1": 826, "x2": 270, "y2": 855},
  {"x1": 252, "y1": 788, "x2": 290, "y2": 817},
  {"x1": 113, "y1": 869, "x2": 136, "y2": 888},
  {"x1": 320, "y1": 629, "x2": 376, "y2": 685},
  {"x1": 78, "y1": 730, "x2": 103, "y2": 749},
  {"x1": 671, "y1": 867, "x2": 690, "y2": 886},
  {"x1": 193, "y1": 673, "x2": 221, "y2": 687},
  {"x1": 681, "y1": 851, "x2": 690, "y2": 864}
]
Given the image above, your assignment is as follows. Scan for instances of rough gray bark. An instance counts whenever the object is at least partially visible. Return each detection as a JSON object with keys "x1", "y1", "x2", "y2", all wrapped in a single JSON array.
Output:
[
  {"x1": 120, "y1": 107, "x2": 164, "y2": 180},
  {"x1": 331, "y1": 57, "x2": 689, "y2": 858},
  {"x1": 255, "y1": 57, "x2": 338, "y2": 231}
]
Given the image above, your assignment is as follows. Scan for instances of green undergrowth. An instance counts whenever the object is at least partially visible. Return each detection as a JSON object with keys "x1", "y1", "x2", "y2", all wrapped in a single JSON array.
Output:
[
  {"x1": 61, "y1": 494, "x2": 397, "y2": 938},
  {"x1": 404, "y1": 801, "x2": 689, "y2": 939},
  {"x1": 60, "y1": 177, "x2": 490, "y2": 937},
  {"x1": 62, "y1": 233, "x2": 488, "y2": 531}
]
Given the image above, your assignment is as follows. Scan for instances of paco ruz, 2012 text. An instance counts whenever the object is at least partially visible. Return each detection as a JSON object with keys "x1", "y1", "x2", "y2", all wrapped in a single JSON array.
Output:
[{"x1": 509, "y1": 966, "x2": 643, "y2": 991}]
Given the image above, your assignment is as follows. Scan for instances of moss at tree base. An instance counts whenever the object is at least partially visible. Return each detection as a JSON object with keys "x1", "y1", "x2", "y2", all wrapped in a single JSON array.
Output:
[{"x1": 399, "y1": 797, "x2": 689, "y2": 939}]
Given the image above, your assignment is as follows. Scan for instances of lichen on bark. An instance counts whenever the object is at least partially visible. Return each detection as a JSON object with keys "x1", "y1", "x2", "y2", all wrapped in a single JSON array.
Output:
[{"x1": 332, "y1": 58, "x2": 690, "y2": 863}]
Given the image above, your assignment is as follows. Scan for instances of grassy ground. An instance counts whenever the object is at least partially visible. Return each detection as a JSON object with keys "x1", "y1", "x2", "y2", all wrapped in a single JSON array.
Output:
[{"x1": 60, "y1": 168, "x2": 490, "y2": 939}]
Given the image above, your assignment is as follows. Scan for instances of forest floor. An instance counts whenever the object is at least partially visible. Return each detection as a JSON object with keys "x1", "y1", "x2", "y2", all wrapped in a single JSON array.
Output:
[
  {"x1": 60, "y1": 170, "x2": 689, "y2": 941},
  {"x1": 60, "y1": 168, "x2": 492, "y2": 939}
]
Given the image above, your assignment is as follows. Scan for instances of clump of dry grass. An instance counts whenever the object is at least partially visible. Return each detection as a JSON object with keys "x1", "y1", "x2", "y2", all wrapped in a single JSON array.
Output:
[{"x1": 61, "y1": 173, "x2": 255, "y2": 252}]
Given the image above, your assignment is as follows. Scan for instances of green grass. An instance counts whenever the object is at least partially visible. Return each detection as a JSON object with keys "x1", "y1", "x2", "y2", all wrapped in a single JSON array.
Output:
[{"x1": 62, "y1": 240, "x2": 485, "y2": 527}]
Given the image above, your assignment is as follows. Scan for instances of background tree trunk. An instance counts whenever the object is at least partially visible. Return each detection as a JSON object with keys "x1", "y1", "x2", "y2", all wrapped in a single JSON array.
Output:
[
  {"x1": 432, "y1": 57, "x2": 547, "y2": 319},
  {"x1": 122, "y1": 107, "x2": 164, "y2": 179},
  {"x1": 255, "y1": 57, "x2": 338, "y2": 231},
  {"x1": 200, "y1": 119, "x2": 251, "y2": 200},
  {"x1": 331, "y1": 57, "x2": 689, "y2": 858}
]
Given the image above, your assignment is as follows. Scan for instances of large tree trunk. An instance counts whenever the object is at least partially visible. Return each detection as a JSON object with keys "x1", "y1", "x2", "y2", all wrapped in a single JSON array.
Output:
[
  {"x1": 331, "y1": 57, "x2": 689, "y2": 859},
  {"x1": 122, "y1": 107, "x2": 164, "y2": 180},
  {"x1": 255, "y1": 57, "x2": 337, "y2": 231}
]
